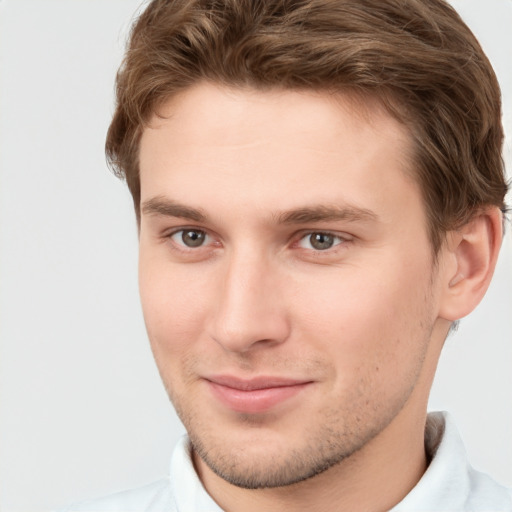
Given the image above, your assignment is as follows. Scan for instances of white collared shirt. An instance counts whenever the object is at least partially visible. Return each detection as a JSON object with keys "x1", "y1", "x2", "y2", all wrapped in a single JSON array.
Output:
[{"x1": 61, "y1": 412, "x2": 512, "y2": 511}]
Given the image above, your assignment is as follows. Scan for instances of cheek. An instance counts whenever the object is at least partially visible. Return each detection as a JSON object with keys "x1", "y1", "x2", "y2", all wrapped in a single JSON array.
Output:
[
  {"x1": 138, "y1": 252, "x2": 213, "y2": 364},
  {"x1": 290, "y1": 260, "x2": 434, "y2": 388}
]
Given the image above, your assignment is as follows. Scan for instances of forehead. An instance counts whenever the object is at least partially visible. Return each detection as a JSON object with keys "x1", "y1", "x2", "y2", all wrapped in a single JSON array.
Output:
[
  {"x1": 138, "y1": 83, "x2": 421, "y2": 227},
  {"x1": 146, "y1": 84, "x2": 408, "y2": 151}
]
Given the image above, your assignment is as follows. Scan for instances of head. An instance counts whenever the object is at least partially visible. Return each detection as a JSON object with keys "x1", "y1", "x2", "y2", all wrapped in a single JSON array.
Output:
[
  {"x1": 107, "y1": 0, "x2": 507, "y2": 253},
  {"x1": 106, "y1": 0, "x2": 507, "y2": 496}
]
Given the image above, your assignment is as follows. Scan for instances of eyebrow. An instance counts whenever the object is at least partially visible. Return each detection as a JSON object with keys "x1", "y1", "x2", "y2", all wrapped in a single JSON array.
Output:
[
  {"x1": 141, "y1": 196, "x2": 378, "y2": 225},
  {"x1": 276, "y1": 204, "x2": 378, "y2": 224},
  {"x1": 141, "y1": 196, "x2": 207, "y2": 222}
]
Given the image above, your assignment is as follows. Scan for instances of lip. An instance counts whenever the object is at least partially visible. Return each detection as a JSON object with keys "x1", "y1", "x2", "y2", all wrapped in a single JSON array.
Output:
[{"x1": 205, "y1": 375, "x2": 312, "y2": 414}]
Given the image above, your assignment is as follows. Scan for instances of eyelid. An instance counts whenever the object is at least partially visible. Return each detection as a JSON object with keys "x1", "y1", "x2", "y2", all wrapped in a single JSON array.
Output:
[{"x1": 164, "y1": 225, "x2": 207, "y2": 237}]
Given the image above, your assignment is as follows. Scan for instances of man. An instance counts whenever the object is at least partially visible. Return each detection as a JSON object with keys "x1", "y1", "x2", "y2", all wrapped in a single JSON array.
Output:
[{"x1": 64, "y1": 0, "x2": 511, "y2": 510}]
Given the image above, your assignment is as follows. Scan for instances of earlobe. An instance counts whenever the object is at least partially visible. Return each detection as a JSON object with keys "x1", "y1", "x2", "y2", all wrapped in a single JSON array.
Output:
[{"x1": 439, "y1": 207, "x2": 503, "y2": 322}]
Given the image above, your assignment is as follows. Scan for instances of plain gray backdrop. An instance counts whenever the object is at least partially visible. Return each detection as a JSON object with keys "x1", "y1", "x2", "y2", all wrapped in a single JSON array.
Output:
[{"x1": 0, "y1": 1, "x2": 511, "y2": 510}]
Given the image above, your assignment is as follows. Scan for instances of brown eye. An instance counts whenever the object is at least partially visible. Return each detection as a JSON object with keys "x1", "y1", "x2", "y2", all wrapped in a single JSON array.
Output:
[{"x1": 171, "y1": 229, "x2": 208, "y2": 248}]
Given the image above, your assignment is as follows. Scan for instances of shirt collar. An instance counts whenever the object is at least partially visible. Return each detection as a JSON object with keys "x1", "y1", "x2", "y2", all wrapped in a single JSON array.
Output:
[
  {"x1": 170, "y1": 412, "x2": 511, "y2": 511},
  {"x1": 392, "y1": 411, "x2": 512, "y2": 511},
  {"x1": 391, "y1": 411, "x2": 470, "y2": 510},
  {"x1": 170, "y1": 436, "x2": 223, "y2": 512}
]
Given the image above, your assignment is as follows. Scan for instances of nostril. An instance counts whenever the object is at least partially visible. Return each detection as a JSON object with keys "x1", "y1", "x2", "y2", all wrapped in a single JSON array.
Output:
[{"x1": 209, "y1": 314, "x2": 290, "y2": 354}]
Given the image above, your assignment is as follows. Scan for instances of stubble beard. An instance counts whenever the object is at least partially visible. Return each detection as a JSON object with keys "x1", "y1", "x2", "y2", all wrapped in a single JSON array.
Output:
[
  {"x1": 160, "y1": 285, "x2": 436, "y2": 490},
  {"x1": 188, "y1": 412, "x2": 393, "y2": 489},
  {"x1": 168, "y1": 361, "x2": 427, "y2": 490}
]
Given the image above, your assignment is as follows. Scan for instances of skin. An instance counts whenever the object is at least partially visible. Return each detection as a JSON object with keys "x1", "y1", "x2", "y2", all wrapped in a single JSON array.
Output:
[{"x1": 137, "y1": 83, "x2": 500, "y2": 512}]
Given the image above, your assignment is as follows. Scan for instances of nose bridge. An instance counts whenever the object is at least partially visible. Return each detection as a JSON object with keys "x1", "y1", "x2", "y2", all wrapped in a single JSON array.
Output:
[{"x1": 210, "y1": 244, "x2": 289, "y2": 353}]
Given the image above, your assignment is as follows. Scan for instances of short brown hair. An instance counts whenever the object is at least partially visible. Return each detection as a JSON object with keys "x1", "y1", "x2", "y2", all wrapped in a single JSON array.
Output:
[{"x1": 106, "y1": 0, "x2": 508, "y2": 252}]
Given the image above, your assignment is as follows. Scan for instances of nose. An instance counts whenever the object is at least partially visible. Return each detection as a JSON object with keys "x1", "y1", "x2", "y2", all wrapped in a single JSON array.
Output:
[{"x1": 208, "y1": 249, "x2": 290, "y2": 354}]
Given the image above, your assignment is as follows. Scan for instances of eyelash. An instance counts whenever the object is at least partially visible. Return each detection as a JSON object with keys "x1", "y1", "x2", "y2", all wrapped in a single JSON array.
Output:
[{"x1": 165, "y1": 228, "x2": 351, "y2": 255}]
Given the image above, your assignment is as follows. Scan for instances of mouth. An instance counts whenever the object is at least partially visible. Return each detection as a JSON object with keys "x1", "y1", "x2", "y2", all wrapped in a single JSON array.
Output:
[{"x1": 204, "y1": 375, "x2": 313, "y2": 414}]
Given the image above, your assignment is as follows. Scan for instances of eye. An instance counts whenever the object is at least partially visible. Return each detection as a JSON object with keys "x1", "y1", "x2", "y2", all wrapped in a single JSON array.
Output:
[
  {"x1": 298, "y1": 232, "x2": 344, "y2": 251},
  {"x1": 170, "y1": 229, "x2": 209, "y2": 248}
]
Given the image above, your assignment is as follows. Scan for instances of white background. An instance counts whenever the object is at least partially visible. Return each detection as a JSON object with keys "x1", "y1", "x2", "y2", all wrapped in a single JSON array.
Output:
[{"x1": 0, "y1": 1, "x2": 510, "y2": 510}]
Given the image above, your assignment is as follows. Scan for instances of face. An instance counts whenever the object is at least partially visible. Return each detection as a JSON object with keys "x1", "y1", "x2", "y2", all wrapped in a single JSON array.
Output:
[{"x1": 138, "y1": 83, "x2": 446, "y2": 489}]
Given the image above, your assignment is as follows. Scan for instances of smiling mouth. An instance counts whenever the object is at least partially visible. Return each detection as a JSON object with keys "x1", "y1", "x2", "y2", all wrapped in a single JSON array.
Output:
[{"x1": 205, "y1": 375, "x2": 313, "y2": 414}]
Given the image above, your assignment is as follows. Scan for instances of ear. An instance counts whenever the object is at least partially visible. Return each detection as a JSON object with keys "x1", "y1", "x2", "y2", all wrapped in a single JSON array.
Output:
[{"x1": 438, "y1": 207, "x2": 503, "y2": 322}]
